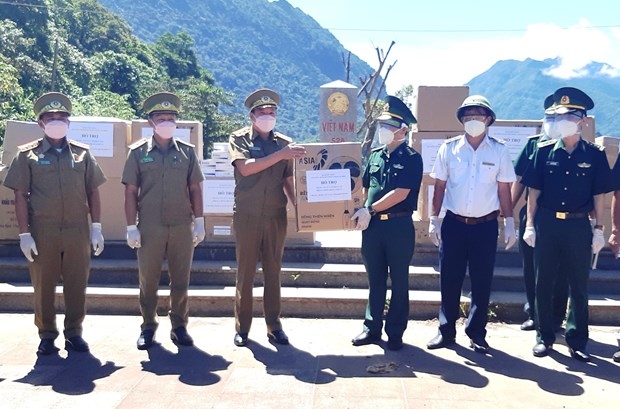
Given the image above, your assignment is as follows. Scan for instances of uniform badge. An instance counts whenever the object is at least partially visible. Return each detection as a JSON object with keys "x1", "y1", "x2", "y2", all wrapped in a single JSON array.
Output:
[
  {"x1": 249, "y1": 146, "x2": 261, "y2": 151},
  {"x1": 546, "y1": 161, "x2": 559, "y2": 166},
  {"x1": 393, "y1": 164, "x2": 404, "y2": 169},
  {"x1": 38, "y1": 153, "x2": 45, "y2": 159},
  {"x1": 141, "y1": 156, "x2": 154, "y2": 163},
  {"x1": 577, "y1": 162, "x2": 591, "y2": 168}
]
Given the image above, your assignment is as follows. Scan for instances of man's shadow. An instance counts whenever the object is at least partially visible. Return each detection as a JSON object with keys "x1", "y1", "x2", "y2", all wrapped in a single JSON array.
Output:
[
  {"x1": 141, "y1": 343, "x2": 231, "y2": 386},
  {"x1": 453, "y1": 343, "x2": 587, "y2": 395},
  {"x1": 15, "y1": 350, "x2": 122, "y2": 395}
]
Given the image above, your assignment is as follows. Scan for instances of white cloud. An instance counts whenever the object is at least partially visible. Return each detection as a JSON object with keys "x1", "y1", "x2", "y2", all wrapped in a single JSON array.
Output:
[{"x1": 343, "y1": 20, "x2": 620, "y2": 92}]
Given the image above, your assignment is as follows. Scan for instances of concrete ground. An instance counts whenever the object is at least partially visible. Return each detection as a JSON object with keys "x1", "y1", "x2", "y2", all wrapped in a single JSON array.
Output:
[{"x1": 0, "y1": 313, "x2": 619, "y2": 409}]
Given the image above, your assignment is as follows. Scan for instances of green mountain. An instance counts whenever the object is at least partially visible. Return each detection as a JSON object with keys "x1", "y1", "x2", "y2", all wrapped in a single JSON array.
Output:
[
  {"x1": 98, "y1": 0, "x2": 375, "y2": 140},
  {"x1": 467, "y1": 58, "x2": 620, "y2": 136}
]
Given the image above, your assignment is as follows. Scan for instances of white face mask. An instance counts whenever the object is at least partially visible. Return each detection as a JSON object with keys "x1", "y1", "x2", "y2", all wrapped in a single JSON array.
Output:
[
  {"x1": 253, "y1": 115, "x2": 276, "y2": 133},
  {"x1": 44, "y1": 120, "x2": 69, "y2": 140},
  {"x1": 555, "y1": 119, "x2": 579, "y2": 138},
  {"x1": 377, "y1": 126, "x2": 395, "y2": 145},
  {"x1": 154, "y1": 121, "x2": 176, "y2": 139},
  {"x1": 463, "y1": 120, "x2": 486, "y2": 137}
]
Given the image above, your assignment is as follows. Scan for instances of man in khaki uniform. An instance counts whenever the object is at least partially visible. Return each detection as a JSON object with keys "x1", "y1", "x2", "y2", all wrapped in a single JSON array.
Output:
[
  {"x1": 122, "y1": 92, "x2": 205, "y2": 350},
  {"x1": 3, "y1": 92, "x2": 106, "y2": 355},
  {"x1": 228, "y1": 88, "x2": 306, "y2": 347}
]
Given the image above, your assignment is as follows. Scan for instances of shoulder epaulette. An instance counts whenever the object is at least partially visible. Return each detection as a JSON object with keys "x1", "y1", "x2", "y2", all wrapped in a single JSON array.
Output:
[
  {"x1": 274, "y1": 131, "x2": 293, "y2": 143},
  {"x1": 537, "y1": 139, "x2": 556, "y2": 148},
  {"x1": 403, "y1": 145, "x2": 417, "y2": 155},
  {"x1": 176, "y1": 139, "x2": 195, "y2": 148},
  {"x1": 68, "y1": 139, "x2": 90, "y2": 150},
  {"x1": 585, "y1": 140, "x2": 605, "y2": 151},
  {"x1": 17, "y1": 139, "x2": 42, "y2": 152},
  {"x1": 488, "y1": 136, "x2": 506, "y2": 144},
  {"x1": 128, "y1": 138, "x2": 148, "y2": 150},
  {"x1": 445, "y1": 135, "x2": 461, "y2": 143},
  {"x1": 232, "y1": 126, "x2": 251, "y2": 137},
  {"x1": 528, "y1": 133, "x2": 544, "y2": 139},
  {"x1": 371, "y1": 146, "x2": 384, "y2": 152}
]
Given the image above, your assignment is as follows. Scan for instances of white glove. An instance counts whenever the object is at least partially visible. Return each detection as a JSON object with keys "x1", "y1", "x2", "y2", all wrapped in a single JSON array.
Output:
[
  {"x1": 91, "y1": 222, "x2": 105, "y2": 256},
  {"x1": 592, "y1": 228, "x2": 605, "y2": 254},
  {"x1": 523, "y1": 226, "x2": 536, "y2": 248},
  {"x1": 351, "y1": 207, "x2": 372, "y2": 231},
  {"x1": 192, "y1": 217, "x2": 206, "y2": 247},
  {"x1": 19, "y1": 232, "x2": 38, "y2": 262},
  {"x1": 503, "y1": 217, "x2": 517, "y2": 250},
  {"x1": 126, "y1": 225, "x2": 141, "y2": 249},
  {"x1": 428, "y1": 216, "x2": 441, "y2": 247}
]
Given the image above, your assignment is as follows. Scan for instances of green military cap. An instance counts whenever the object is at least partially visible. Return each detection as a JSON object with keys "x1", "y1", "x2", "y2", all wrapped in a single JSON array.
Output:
[
  {"x1": 244, "y1": 88, "x2": 280, "y2": 111},
  {"x1": 143, "y1": 92, "x2": 181, "y2": 115},
  {"x1": 456, "y1": 95, "x2": 496, "y2": 126},
  {"x1": 543, "y1": 94, "x2": 555, "y2": 110},
  {"x1": 33, "y1": 92, "x2": 72, "y2": 118},
  {"x1": 376, "y1": 95, "x2": 416, "y2": 127},
  {"x1": 546, "y1": 87, "x2": 594, "y2": 115}
]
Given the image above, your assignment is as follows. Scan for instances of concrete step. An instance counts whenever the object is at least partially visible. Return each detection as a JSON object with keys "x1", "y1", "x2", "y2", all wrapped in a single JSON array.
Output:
[
  {"x1": 1, "y1": 282, "x2": 619, "y2": 325},
  {"x1": 2, "y1": 257, "x2": 620, "y2": 294}
]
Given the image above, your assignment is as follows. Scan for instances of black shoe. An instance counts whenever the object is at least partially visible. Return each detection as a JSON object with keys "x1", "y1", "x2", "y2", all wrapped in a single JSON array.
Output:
[
  {"x1": 387, "y1": 337, "x2": 403, "y2": 351},
  {"x1": 234, "y1": 332, "x2": 248, "y2": 347},
  {"x1": 170, "y1": 327, "x2": 194, "y2": 347},
  {"x1": 470, "y1": 338, "x2": 490, "y2": 354},
  {"x1": 520, "y1": 319, "x2": 535, "y2": 331},
  {"x1": 37, "y1": 339, "x2": 59, "y2": 355},
  {"x1": 137, "y1": 329, "x2": 155, "y2": 350},
  {"x1": 569, "y1": 348, "x2": 591, "y2": 362},
  {"x1": 532, "y1": 343, "x2": 553, "y2": 357},
  {"x1": 426, "y1": 334, "x2": 455, "y2": 350},
  {"x1": 65, "y1": 336, "x2": 90, "y2": 352},
  {"x1": 351, "y1": 331, "x2": 381, "y2": 346},
  {"x1": 267, "y1": 329, "x2": 289, "y2": 345},
  {"x1": 613, "y1": 350, "x2": 620, "y2": 363}
]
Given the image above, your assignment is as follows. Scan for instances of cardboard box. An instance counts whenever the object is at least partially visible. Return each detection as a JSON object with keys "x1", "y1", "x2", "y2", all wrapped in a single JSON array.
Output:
[
  {"x1": 203, "y1": 177, "x2": 235, "y2": 215},
  {"x1": 204, "y1": 214, "x2": 315, "y2": 245},
  {"x1": 98, "y1": 177, "x2": 127, "y2": 241},
  {"x1": 131, "y1": 120, "x2": 204, "y2": 160},
  {"x1": 0, "y1": 167, "x2": 19, "y2": 240},
  {"x1": 2, "y1": 118, "x2": 131, "y2": 178},
  {"x1": 595, "y1": 136, "x2": 619, "y2": 169},
  {"x1": 410, "y1": 131, "x2": 462, "y2": 174},
  {"x1": 582, "y1": 116, "x2": 596, "y2": 143},
  {"x1": 411, "y1": 86, "x2": 469, "y2": 132},
  {"x1": 295, "y1": 142, "x2": 363, "y2": 232}
]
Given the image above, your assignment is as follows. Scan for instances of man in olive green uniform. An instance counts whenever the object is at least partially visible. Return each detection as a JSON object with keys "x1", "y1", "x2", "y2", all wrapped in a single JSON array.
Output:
[
  {"x1": 3, "y1": 92, "x2": 106, "y2": 355},
  {"x1": 122, "y1": 92, "x2": 205, "y2": 350},
  {"x1": 522, "y1": 87, "x2": 610, "y2": 362},
  {"x1": 350, "y1": 96, "x2": 423, "y2": 351},
  {"x1": 228, "y1": 88, "x2": 306, "y2": 347}
]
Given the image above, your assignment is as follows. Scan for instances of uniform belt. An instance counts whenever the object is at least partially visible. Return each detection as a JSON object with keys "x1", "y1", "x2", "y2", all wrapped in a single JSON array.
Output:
[
  {"x1": 374, "y1": 211, "x2": 412, "y2": 221},
  {"x1": 446, "y1": 210, "x2": 499, "y2": 225},
  {"x1": 553, "y1": 211, "x2": 588, "y2": 219}
]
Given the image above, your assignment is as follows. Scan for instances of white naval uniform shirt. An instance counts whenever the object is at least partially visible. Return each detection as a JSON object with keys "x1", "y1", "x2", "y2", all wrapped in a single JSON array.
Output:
[{"x1": 430, "y1": 134, "x2": 516, "y2": 218}]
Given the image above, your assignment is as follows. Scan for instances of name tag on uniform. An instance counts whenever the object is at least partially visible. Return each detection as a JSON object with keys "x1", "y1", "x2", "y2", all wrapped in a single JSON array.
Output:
[
  {"x1": 546, "y1": 161, "x2": 559, "y2": 166},
  {"x1": 141, "y1": 156, "x2": 154, "y2": 163},
  {"x1": 249, "y1": 146, "x2": 261, "y2": 151},
  {"x1": 37, "y1": 160, "x2": 52, "y2": 165},
  {"x1": 393, "y1": 164, "x2": 404, "y2": 169},
  {"x1": 577, "y1": 162, "x2": 591, "y2": 168},
  {"x1": 482, "y1": 162, "x2": 495, "y2": 166}
]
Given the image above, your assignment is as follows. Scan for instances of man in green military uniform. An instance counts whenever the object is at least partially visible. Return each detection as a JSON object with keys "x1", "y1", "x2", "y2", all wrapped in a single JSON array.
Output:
[
  {"x1": 228, "y1": 88, "x2": 306, "y2": 347},
  {"x1": 122, "y1": 92, "x2": 205, "y2": 350},
  {"x1": 350, "y1": 96, "x2": 423, "y2": 350},
  {"x1": 511, "y1": 94, "x2": 569, "y2": 332},
  {"x1": 522, "y1": 87, "x2": 610, "y2": 361},
  {"x1": 3, "y1": 92, "x2": 106, "y2": 355}
]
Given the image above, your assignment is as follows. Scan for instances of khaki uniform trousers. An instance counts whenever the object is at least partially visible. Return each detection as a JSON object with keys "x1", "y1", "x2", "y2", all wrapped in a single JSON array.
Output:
[
  {"x1": 137, "y1": 221, "x2": 194, "y2": 331},
  {"x1": 234, "y1": 212, "x2": 287, "y2": 334},
  {"x1": 29, "y1": 221, "x2": 90, "y2": 340}
]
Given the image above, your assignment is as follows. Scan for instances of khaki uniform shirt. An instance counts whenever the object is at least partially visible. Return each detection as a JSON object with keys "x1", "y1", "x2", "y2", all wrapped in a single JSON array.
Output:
[
  {"x1": 228, "y1": 126, "x2": 293, "y2": 216},
  {"x1": 3, "y1": 137, "x2": 106, "y2": 226},
  {"x1": 121, "y1": 137, "x2": 204, "y2": 225}
]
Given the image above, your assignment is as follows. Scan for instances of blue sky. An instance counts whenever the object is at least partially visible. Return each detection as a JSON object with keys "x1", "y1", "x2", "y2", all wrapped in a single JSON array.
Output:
[{"x1": 285, "y1": 0, "x2": 620, "y2": 93}]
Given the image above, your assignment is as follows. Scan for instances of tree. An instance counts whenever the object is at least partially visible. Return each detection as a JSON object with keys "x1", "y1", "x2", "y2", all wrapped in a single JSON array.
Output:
[{"x1": 154, "y1": 32, "x2": 201, "y2": 80}]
